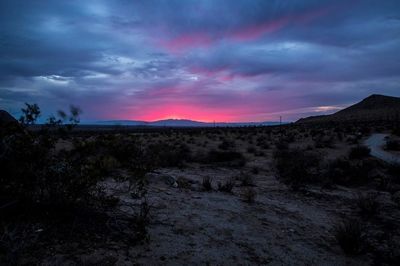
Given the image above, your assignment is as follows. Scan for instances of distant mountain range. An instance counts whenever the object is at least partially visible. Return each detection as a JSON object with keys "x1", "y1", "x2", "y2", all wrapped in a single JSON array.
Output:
[
  {"x1": 297, "y1": 94, "x2": 400, "y2": 123},
  {"x1": 4, "y1": 94, "x2": 399, "y2": 127},
  {"x1": 91, "y1": 119, "x2": 282, "y2": 127}
]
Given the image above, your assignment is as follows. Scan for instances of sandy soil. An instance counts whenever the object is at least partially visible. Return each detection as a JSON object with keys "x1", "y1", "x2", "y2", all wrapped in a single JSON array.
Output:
[
  {"x1": 81, "y1": 166, "x2": 384, "y2": 265},
  {"x1": 38, "y1": 130, "x2": 400, "y2": 265}
]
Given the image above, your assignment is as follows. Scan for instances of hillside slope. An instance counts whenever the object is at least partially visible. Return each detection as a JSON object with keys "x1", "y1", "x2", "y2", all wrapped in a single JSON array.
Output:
[{"x1": 297, "y1": 94, "x2": 400, "y2": 123}]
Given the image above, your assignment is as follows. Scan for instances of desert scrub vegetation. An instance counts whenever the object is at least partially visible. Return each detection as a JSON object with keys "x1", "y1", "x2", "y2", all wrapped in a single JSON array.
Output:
[
  {"x1": 325, "y1": 157, "x2": 377, "y2": 186},
  {"x1": 334, "y1": 219, "x2": 364, "y2": 255},
  {"x1": 0, "y1": 103, "x2": 152, "y2": 263},
  {"x1": 356, "y1": 193, "x2": 380, "y2": 217},
  {"x1": 238, "y1": 172, "x2": 255, "y2": 187},
  {"x1": 273, "y1": 147, "x2": 322, "y2": 190},
  {"x1": 385, "y1": 138, "x2": 400, "y2": 151},
  {"x1": 241, "y1": 187, "x2": 257, "y2": 203},
  {"x1": 201, "y1": 150, "x2": 246, "y2": 167},
  {"x1": 349, "y1": 145, "x2": 371, "y2": 160},
  {"x1": 217, "y1": 178, "x2": 235, "y2": 193},
  {"x1": 202, "y1": 176, "x2": 213, "y2": 191}
]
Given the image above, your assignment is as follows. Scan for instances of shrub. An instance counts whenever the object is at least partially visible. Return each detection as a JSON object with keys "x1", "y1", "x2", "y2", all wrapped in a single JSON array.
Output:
[
  {"x1": 218, "y1": 139, "x2": 235, "y2": 150},
  {"x1": 0, "y1": 225, "x2": 37, "y2": 265},
  {"x1": 349, "y1": 145, "x2": 370, "y2": 160},
  {"x1": 385, "y1": 139, "x2": 400, "y2": 151},
  {"x1": 147, "y1": 142, "x2": 191, "y2": 167},
  {"x1": 357, "y1": 193, "x2": 380, "y2": 217},
  {"x1": 274, "y1": 148, "x2": 321, "y2": 189},
  {"x1": 387, "y1": 163, "x2": 400, "y2": 183},
  {"x1": 0, "y1": 103, "x2": 153, "y2": 258},
  {"x1": 247, "y1": 146, "x2": 256, "y2": 154},
  {"x1": 275, "y1": 140, "x2": 289, "y2": 150},
  {"x1": 202, "y1": 176, "x2": 213, "y2": 191},
  {"x1": 239, "y1": 173, "x2": 255, "y2": 186},
  {"x1": 176, "y1": 177, "x2": 192, "y2": 189},
  {"x1": 326, "y1": 158, "x2": 376, "y2": 186},
  {"x1": 242, "y1": 188, "x2": 256, "y2": 203},
  {"x1": 218, "y1": 179, "x2": 235, "y2": 193},
  {"x1": 251, "y1": 167, "x2": 259, "y2": 175},
  {"x1": 334, "y1": 219, "x2": 363, "y2": 255},
  {"x1": 202, "y1": 150, "x2": 246, "y2": 166},
  {"x1": 134, "y1": 199, "x2": 150, "y2": 240}
]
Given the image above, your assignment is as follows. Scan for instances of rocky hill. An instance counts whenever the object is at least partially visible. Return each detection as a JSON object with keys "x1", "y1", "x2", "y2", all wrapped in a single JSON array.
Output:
[{"x1": 297, "y1": 94, "x2": 400, "y2": 123}]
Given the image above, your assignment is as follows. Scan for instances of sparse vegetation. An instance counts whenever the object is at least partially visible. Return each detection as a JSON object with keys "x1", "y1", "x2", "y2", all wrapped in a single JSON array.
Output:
[
  {"x1": 239, "y1": 173, "x2": 255, "y2": 187},
  {"x1": 334, "y1": 219, "x2": 363, "y2": 255},
  {"x1": 274, "y1": 147, "x2": 321, "y2": 189},
  {"x1": 202, "y1": 176, "x2": 213, "y2": 191},
  {"x1": 218, "y1": 179, "x2": 235, "y2": 193},
  {"x1": 242, "y1": 188, "x2": 257, "y2": 203},
  {"x1": 202, "y1": 150, "x2": 246, "y2": 166},
  {"x1": 385, "y1": 139, "x2": 400, "y2": 151},
  {"x1": 349, "y1": 145, "x2": 371, "y2": 160},
  {"x1": 1, "y1": 102, "x2": 400, "y2": 264},
  {"x1": 357, "y1": 193, "x2": 380, "y2": 217}
]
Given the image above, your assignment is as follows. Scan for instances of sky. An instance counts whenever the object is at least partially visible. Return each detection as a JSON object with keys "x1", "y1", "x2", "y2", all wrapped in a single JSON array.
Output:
[{"x1": 1, "y1": 0, "x2": 400, "y2": 122}]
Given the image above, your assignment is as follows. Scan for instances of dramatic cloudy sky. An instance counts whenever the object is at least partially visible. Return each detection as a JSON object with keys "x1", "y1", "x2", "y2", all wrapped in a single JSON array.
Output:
[{"x1": 1, "y1": 0, "x2": 399, "y2": 122}]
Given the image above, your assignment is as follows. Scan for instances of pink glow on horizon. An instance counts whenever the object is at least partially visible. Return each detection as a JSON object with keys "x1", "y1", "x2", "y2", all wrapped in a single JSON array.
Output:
[
  {"x1": 96, "y1": 85, "x2": 292, "y2": 123},
  {"x1": 126, "y1": 103, "x2": 241, "y2": 122}
]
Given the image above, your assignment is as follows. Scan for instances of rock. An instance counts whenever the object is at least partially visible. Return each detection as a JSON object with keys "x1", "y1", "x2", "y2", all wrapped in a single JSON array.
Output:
[{"x1": 146, "y1": 172, "x2": 177, "y2": 187}]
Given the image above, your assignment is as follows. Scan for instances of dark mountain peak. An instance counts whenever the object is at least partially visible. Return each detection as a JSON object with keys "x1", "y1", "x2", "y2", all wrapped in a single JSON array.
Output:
[
  {"x1": 297, "y1": 94, "x2": 400, "y2": 123},
  {"x1": 360, "y1": 94, "x2": 399, "y2": 104},
  {"x1": 343, "y1": 94, "x2": 400, "y2": 111}
]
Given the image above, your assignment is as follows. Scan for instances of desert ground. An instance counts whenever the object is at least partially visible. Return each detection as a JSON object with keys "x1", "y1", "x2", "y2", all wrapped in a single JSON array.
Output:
[{"x1": 2, "y1": 121, "x2": 400, "y2": 265}]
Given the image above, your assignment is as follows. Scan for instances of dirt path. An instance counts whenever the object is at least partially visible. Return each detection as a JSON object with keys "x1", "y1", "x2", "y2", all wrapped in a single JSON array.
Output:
[{"x1": 364, "y1": 134, "x2": 400, "y2": 164}]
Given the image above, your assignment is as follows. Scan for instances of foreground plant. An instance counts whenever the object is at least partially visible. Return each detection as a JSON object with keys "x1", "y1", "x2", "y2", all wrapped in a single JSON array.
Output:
[
  {"x1": 218, "y1": 178, "x2": 235, "y2": 193},
  {"x1": 242, "y1": 188, "x2": 257, "y2": 203},
  {"x1": 357, "y1": 193, "x2": 380, "y2": 217},
  {"x1": 202, "y1": 176, "x2": 213, "y2": 191},
  {"x1": 334, "y1": 219, "x2": 364, "y2": 255}
]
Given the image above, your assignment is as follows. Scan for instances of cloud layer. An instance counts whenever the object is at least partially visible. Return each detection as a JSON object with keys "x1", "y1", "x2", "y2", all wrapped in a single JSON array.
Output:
[{"x1": 1, "y1": 0, "x2": 400, "y2": 122}]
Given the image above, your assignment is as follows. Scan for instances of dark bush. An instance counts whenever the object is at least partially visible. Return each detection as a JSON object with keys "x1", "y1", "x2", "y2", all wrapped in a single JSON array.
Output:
[
  {"x1": 0, "y1": 104, "x2": 153, "y2": 262},
  {"x1": 218, "y1": 139, "x2": 235, "y2": 150},
  {"x1": 202, "y1": 150, "x2": 246, "y2": 166},
  {"x1": 349, "y1": 145, "x2": 370, "y2": 160},
  {"x1": 239, "y1": 173, "x2": 255, "y2": 186},
  {"x1": 274, "y1": 148, "x2": 321, "y2": 189},
  {"x1": 387, "y1": 163, "x2": 400, "y2": 183},
  {"x1": 147, "y1": 142, "x2": 191, "y2": 167},
  {"x1": 242, "y1": 188, "x2": 256, "y2": 203},
  {"x1": 247, "y1": 146, "x2": 256, "y2": 154},
  {"x1": 275, "y1": 140, "x2": 289, "y2": 150},
  {"x1": 202, "y1": 176, "x2": 213, "y2": 191},
  {"x1": 326, "y1": 158, "x2": 376, "y2": 186},
  {"x1": 357, "y1": 193, "x2": 380, "y2": 217},
  {"x1": 334, "y1": 219, "x2": 363, "y2": 255},
  {"x1": 218, "y1": 179, "x2": 235, "y2": 193},
  {"x1": 385, "y1": 139, "x2": 400, "y2": 151}
]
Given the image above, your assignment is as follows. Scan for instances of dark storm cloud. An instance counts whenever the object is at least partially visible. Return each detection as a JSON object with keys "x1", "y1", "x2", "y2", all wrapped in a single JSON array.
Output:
[{"x1": 1, "y1": 0, "x2": 400, "y2": 121}]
